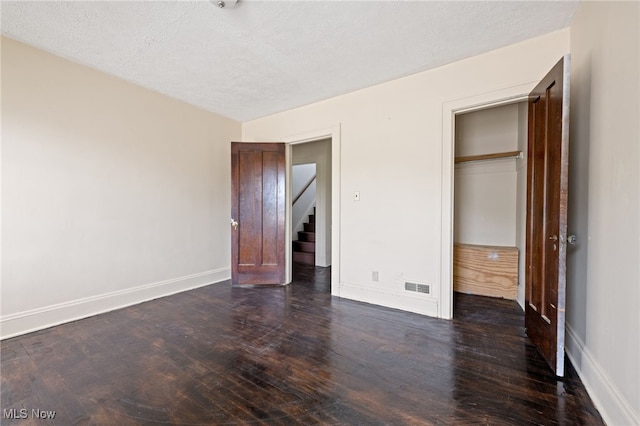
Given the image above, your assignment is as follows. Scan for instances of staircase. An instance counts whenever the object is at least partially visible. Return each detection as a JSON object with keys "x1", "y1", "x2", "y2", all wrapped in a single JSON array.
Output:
[{"x1": 293, "y1": 207, "x2": 315, "y2": 265}]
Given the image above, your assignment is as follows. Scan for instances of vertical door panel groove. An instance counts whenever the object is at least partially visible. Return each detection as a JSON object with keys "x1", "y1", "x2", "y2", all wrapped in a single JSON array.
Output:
[{"x1": 525, "y1": 56, "x2": 570, "y2": 376}]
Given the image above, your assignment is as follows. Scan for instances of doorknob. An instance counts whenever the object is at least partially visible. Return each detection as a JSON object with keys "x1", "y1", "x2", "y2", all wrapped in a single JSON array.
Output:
[
  {"x1": 567, "y1": 235, "x2": 577, "y2": 245},
  {"x1": 231, "y1": 219, "x2": 238, "y2": 230},
  {"x1": 548, "y1": 235, "x2": 558, "y2": 241}
]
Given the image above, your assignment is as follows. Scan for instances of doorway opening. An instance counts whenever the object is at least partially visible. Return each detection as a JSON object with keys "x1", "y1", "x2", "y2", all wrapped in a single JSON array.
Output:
[
  {"x1": 452, "y1": 102, "x2": 528, "y2": 316},
  {"x1": 441, "y1": 83, "x2": 533, "y2": 319},
  {"x1": 290, "y1": 138, "x2": 332, "y2": 271},
  {"x1": 283, "y1": 126, "x2": 340, "y2": 296},
  {"x1": 291, "y1": 162, "x2": 317, "y2": 266},
  {"x1": 290, "y1": 138, "x2": 331, "y2": 284}
]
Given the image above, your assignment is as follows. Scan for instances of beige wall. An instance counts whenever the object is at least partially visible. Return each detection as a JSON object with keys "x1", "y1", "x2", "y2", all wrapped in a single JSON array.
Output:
[
  {"x1": 243, "y1": 29, "x2": 570, "y2": 317},
  {"x1": 568, "y1": 2, "x2": 639, "y2": 424},
  {"x1": 1, "y1": 37, "x2": 241, "y2": 338}
]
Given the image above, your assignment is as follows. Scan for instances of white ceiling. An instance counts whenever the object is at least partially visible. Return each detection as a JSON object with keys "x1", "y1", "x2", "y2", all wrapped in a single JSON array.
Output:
[{"x1": 0, "y1": 1, "x2": 579, "y2": 122}]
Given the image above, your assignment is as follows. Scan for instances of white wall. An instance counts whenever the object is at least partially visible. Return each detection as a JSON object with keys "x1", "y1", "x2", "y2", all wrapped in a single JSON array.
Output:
[
  {"x1": 454, "y1": 103, "x2": 519, "y2": 247},
  {"x1": 455, "y1": 104, "x2": 520, "y2": 157},
  {"x1": 243, "y1": 29, "x2": 570, "y2": 317},
  {"x1": 292, "y1": 164, "x2": 316, "y2": 202},
  {"x1": 454, "y1": 161, "x2": 517, "y2": 246},
  {"x1": 1, "y1": 37, "x2": 241, "y2": 338},
  {"x1": 567, "y1": 2, "x2": 640, "y2": 425}
]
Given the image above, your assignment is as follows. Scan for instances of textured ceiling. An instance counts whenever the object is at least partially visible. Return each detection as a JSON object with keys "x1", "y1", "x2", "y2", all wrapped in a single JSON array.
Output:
[{"x1": 0, "y1": 1, "x2": 579, "y2": 122}]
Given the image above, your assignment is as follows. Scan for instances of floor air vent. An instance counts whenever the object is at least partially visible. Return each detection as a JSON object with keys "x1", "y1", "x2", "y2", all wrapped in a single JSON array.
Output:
[{"x1": 405, "y1": 282, "x2": 430, "y2": 295}]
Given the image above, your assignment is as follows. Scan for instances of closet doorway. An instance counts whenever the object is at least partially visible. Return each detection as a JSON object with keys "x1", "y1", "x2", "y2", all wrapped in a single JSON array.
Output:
[{"x1": 453, "y1": 101, "x2": 528, "y2": 311}]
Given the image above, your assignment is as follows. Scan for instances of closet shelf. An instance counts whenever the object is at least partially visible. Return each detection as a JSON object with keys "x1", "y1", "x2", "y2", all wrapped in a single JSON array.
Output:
[{"x1": 455, "y1": 150, "x2": 522, "y2": 164}]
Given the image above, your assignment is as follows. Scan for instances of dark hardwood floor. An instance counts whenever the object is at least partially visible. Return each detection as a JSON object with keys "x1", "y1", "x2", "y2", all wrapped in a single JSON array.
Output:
[{"x1": 1, "y1": 265, "x2": 603, "y2": 425}]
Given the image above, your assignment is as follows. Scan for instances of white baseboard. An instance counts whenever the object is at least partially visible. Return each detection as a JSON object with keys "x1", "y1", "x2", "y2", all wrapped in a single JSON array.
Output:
[
  {"x1": 0, "y1": 267, "x2": 231, "y2": 340},
  {"x1": 565, "y1": 323, "x2": 639, "y2": 426},
  {"x1": 339, "y1": 282, "x2": 439, "y2": 317}
]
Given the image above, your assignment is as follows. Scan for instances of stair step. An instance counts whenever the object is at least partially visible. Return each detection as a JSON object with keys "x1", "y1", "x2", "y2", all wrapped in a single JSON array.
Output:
[
  {"x1": 293, "y1": 251, "x2": 315, "y2": 265},
  {"x1": 293, "y1": 240, "x2": 315, "y2": 253},
  {"x1": 298, "y1": 231, "x2": 316, "y2": 242},
  {"x1": 303, "y1": 222, "x2": 315, "y2": 232},
  {"x1": 308, "y1": 214, "x2": 315, "y2": 223}
]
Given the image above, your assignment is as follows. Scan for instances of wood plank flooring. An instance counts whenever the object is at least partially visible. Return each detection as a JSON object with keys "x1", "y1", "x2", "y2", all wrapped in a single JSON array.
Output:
[{"x1": 1, "y1": 265, "x2": 603, "y2": 425}]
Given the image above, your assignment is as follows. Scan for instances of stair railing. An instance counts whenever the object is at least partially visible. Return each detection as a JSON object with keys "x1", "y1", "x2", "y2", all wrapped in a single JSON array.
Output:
[{"x1": 293, "y1": 175, "x2": 316, "y2": 206}]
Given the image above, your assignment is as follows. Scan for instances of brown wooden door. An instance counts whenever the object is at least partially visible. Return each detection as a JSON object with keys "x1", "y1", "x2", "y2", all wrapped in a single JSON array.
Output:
[
  {"x1": 525, "y1": 55, "x2": 570, "y2": 376},
  {"x1": 231, "y1": 142, "x2": 286, "y2": 286}
]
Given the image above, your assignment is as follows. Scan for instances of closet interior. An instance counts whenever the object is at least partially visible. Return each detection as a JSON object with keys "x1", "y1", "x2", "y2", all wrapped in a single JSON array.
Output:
[{"x1": 453, "y1": 101, "x2": 528, "y2": 309}]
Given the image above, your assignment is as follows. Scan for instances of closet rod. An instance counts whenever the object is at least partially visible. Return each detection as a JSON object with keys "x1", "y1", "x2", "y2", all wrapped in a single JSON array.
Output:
[{"x1": 455, "y1": 150, "x2": 523, "y2": 164}]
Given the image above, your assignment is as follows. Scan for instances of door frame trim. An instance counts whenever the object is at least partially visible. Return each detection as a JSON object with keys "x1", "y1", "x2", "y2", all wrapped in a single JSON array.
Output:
[
  {"x1": 282, "y1": 125, "x2": 341, "y2": 296},
  {"x1": 440, "y1": 83, "x2": 535, "y2": 319}
]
